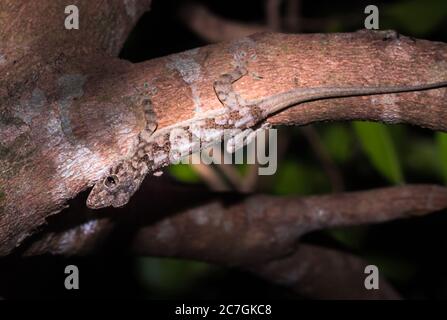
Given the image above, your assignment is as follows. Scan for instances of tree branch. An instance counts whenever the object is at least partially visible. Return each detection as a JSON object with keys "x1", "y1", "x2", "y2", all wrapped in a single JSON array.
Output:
[
  {"x1": 20, "y1": 184, "x2": 446, "y2": 299},
  {"x1": 22, "y1": 184, "x2": 447, "y2": 259},
  {"x1": 178, "y1": 3, "x2": 267, "y2": 43}
]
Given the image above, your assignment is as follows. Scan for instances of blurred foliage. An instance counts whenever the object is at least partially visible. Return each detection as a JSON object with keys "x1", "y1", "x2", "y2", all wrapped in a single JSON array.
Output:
[
  {"x1": 320, "y1": 124, "x2": 354, "y2": 163},
  {"x1": 235, "y1": 163, "x2": 250, "y2": 175},
  {"x1": 137, "y1": 257, "x2": 218, "y2": 298},
  {"x1": 328, "y1": 226, "x2": 369, "y2": 251},
  {"x1": 383, "y1": 0, "x2": 447, "y2": 36},
  {"x1": 273, "y1": 159, "x2": 329, "y2": 195},
  {"x1": 365, "y1": 254, "x2": 417, "y2": 284},
  {"x1": 436, "y1": 132, "x2": 447, "y2": 184},
  {"x1": 168, "y1": 163, "x2": 201, "y2": 183},
  {"x1": 404, "y1": 136, "x2": 440, "y2": 178},
  {"x1": 353, "y1": 121, "x2": 404, "y2": 184}
]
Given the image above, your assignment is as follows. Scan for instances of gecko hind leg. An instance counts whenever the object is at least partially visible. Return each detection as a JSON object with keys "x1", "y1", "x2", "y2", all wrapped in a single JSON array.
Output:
[{"x1": 213, "y1": 66, "x2": 248, "y2": 110}]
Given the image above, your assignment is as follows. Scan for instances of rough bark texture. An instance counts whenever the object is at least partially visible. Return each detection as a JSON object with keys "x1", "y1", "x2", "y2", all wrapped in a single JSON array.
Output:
[
  {"x1": 0, "y1": 0, "x2": 152, "y2": 254},
  {"x1": 1, "y1": 0, "x2": 447, "y2": 299}
]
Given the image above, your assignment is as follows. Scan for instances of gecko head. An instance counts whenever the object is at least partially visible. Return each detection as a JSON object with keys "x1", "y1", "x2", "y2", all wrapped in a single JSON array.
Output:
[
  {"x1": 86, "y1": 162, "x2": 142, "y2": 209},
  {"x1": 86, "y1": 175, "x2": 131, "y2": 209}
]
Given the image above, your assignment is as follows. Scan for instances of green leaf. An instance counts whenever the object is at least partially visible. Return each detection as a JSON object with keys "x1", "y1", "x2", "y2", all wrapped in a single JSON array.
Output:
[
  {"x1": 353, "y1": 121, "x2": 404, "y2": 184},
  {"x1": 383, "y1": 0, "x2": 447, "y2": 36},
  {"x1": 435, "y1": 132, "x2": 447, "y2": 184},
  {"x1": 320, "y1": 124, "x2": 353, "y2": 163},
  {"x1": 168, "y1": 164, "x2": 201, "y2": 183},
  {"x1": 403, "y1": 137, "x2": 439, "y2": 177}
]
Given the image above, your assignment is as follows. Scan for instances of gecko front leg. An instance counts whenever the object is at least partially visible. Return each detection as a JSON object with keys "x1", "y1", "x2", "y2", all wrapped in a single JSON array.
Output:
[{"x1": 213, "y1": 66, "x2": 248, "y2": 110}]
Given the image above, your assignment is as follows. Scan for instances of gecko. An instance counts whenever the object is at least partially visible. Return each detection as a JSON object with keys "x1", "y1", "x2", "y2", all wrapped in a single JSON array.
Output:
[{"x1": 86, "y1": 66, "x2": 447, "y2": 209}]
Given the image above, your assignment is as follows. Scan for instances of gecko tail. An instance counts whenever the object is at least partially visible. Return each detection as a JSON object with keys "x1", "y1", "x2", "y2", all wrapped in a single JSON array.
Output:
[{"x1": 259, "y1": 80, "x2": 447, "y2": 115}]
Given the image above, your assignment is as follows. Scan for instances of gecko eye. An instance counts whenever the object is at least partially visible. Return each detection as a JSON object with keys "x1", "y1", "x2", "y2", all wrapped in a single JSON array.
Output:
[{"x1": 104, "y1": 175, "x2": 119, "y2": 189}]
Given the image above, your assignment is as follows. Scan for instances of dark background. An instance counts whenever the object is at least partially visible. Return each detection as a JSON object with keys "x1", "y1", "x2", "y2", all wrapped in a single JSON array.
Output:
[{"x1": 1, "y1": 0, "x2": 447, "y2": 299}]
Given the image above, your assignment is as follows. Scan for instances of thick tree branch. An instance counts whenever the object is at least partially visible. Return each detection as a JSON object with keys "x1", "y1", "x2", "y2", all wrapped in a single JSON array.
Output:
[
  {"x1": 178, "y1": 3, "x2": 267, "y2": 43},
  {"x1": 0, "y1": 0, "x2": 151, "y2": 56},
  {"x1": 128, "y1": 185, "x2": 447, "y2": 264},
  {"x1": 20, "y1": 184, "x2": 446, "y2": 299},
  {"x1": 22, "y1": 184, "x2": 447, "y2": 258}
]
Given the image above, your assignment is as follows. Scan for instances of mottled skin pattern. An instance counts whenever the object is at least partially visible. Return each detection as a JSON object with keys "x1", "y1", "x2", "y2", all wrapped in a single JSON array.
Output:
[
  {"x1": 86, "y1": 97, "x2": 157, "y2": 209},
  {"x1": 86, "y1": 66, "x2": 447, "y2": 209}
]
